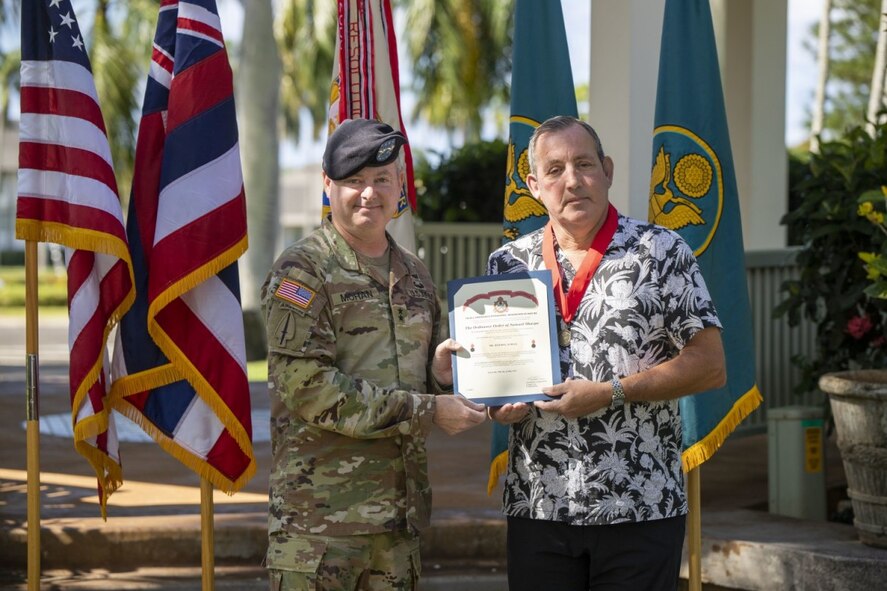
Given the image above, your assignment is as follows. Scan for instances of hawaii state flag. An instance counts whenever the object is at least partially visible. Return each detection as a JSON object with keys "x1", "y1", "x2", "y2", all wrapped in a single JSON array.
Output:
[
  {"x1": 649, "y1": 0, "x2": 762, "y2": 470},
  {"x1": 489, "y1": 0, "x2": 578, "y2": 494},
  {"x1": 16, "y1": 0, "x2": 135, "y2": 515},
  {"x1": 325, "y1": 0, "x2": 417, "y2": 253},
  {"x1": 111, "y1": 0, "x2": 255, "y2": 493}
]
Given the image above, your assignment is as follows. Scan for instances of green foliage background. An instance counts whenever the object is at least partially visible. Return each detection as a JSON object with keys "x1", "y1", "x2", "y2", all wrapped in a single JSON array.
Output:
[
  {"x1": 804, "y1": 0, "x2": 882, "y2": 141},
  {"x1": 777, "y1": 121, "x2": 887, "y2": 392},
  {"x1": 414, "y1": 139, "x2": 508, "y2": 223}
]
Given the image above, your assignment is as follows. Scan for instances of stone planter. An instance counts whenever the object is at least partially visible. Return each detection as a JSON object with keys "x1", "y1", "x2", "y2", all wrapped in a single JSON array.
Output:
[{"x1": 818, "y1": 370, "x2": 887, "y2": 549}]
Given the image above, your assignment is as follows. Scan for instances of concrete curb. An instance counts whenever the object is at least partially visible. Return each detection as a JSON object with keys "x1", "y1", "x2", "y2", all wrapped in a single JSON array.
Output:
[
  {"x1": 5, "y1": 508, "x2": 887, "y2": 590},
  {"x1": 1, "y1": 513, "x2": 268, "y2": 568},
  {"x1": 0, "y1": 510, "x2": 506, "y2": 570},
  {"x1": 681, "y1": 509, "x2": 887, "y2": 590}
]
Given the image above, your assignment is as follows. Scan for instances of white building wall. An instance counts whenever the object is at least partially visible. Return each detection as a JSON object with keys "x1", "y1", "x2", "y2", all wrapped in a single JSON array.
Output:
[{"x1": 588, "y1": 0, "x2": 788, "y2": 249}]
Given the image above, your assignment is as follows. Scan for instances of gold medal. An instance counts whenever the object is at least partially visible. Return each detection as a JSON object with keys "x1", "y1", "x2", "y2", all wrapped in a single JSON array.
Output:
[{"x1": 559, "y1": 327, "x2": 571, "y2": 347}]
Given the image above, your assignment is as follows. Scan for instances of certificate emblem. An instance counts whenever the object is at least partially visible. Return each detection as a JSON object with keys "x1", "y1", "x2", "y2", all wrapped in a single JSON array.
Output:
[{"x1": 494, "y1": 296, "x2": 509, "y2": 313}]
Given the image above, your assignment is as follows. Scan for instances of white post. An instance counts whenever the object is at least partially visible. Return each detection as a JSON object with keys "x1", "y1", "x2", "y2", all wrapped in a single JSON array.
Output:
[
  {"x1": 866, "y1": 1, "x2": 887, "y2": 136},
  {"x1": 811, "y1": 0, "x2": 832, "y2": 152},
  {"x1": 588, "y1": 0, "x2": 665, "y2": 219}
]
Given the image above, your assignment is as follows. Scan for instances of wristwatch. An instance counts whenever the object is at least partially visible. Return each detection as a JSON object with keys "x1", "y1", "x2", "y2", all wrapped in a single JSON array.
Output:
[{"x1": 610, "y1": 377, "x2": 625, "y2": 408}]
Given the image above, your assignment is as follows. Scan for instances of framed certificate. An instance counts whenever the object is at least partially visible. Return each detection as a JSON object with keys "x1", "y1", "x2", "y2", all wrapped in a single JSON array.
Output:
[{"x1": 447, "y1": 271, "x2": 561, "y2": 405}]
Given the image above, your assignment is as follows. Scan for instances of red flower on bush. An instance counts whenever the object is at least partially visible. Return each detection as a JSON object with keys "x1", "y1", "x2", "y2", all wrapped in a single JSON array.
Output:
[{"x1": 846, "y1": 315, "x2": 874, "y2": 340}]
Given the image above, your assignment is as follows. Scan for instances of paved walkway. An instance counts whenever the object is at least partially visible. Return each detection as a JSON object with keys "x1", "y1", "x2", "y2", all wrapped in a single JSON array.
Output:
[{"x1": 2, "y1": 315, "x2": 886, "y2": 590}]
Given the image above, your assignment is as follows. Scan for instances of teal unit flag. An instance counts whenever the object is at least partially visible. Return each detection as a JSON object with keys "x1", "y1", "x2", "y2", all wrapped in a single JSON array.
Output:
[
  {"x1": 490, "y1": 0, "x2": 578, "y2": 494},
  {"x1": 501, "y1": 0, "x2": 578, "y2": 243},
  {"x1": 649, "y1": 0, "x2": 762, "y2": 471}
]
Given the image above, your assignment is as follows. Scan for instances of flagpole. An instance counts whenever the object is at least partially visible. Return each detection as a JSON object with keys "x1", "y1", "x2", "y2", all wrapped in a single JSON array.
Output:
[
  {"x1": 24, "y1": 240, "x2": 41, "y2": 591},
  {"x1": 201, "y1": 477, "x2": 215, "y2": 591},
  {"x1": 687, "y1": 467, "x2": 702, "y2": 591}
]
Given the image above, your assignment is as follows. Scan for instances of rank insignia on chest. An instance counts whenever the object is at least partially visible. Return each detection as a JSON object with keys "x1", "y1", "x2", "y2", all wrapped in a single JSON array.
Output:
[{"x1": 275, "y1": 278, "x2": 316, "y2": 309}]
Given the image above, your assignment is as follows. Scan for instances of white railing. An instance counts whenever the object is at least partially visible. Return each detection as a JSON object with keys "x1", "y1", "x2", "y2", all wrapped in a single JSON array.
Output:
[{"x1": 416, "y1": 222, "x2": 822, "y2": 435}]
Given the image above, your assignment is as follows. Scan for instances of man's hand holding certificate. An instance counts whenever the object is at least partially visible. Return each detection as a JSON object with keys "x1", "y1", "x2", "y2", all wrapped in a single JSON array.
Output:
[{"x1": 447, "y1": 271, "x2": 561, "y2": 405}]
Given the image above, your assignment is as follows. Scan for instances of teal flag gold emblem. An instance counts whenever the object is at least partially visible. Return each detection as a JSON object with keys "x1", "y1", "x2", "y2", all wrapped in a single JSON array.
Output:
[
  {"x1": 650, "y1": 0, "x2": 762, "y2": 470},
  {"x1": 501, "y1": 0, "x2": 578, "y2": 243},
  {"x1": 490, "y1": 0, "x2": 578, "y2": 494}
]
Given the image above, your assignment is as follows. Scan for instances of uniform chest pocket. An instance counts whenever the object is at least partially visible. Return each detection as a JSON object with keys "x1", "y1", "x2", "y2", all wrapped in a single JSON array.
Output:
[
  {"x1": 333, "y1": 296, "x2": 391, "y2": 338},
  {"x1": 393, "y1": 303, "x2": 434, "y2": 361}
]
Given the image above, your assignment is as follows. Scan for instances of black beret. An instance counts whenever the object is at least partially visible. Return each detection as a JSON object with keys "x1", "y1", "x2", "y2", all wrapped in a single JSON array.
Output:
[{"x1": 323, "y1": 119, "x2": 407, "y2": 181}]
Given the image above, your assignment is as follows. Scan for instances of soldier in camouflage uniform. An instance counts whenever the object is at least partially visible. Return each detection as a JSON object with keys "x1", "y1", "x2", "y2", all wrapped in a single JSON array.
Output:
[{"x1": 262, "y1": 119, "x2": 487, "y2": 590}]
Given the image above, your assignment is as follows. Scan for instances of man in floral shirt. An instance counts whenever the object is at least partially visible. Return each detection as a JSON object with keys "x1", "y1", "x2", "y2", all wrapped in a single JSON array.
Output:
[{"x1": 488, "y1": 116, "x2": 726, "y2": 591}]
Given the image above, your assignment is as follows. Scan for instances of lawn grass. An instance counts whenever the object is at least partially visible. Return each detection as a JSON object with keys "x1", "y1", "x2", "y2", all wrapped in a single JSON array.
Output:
[
  {"x1": 0, "y1": 266, "x2": 68, "y2": 307},
  {"x1": 3, "y1": 265, "x2": 271, "y2": 382},
  {"x1": 247, "y1": 359, "x2": 268, "y2": 382}
]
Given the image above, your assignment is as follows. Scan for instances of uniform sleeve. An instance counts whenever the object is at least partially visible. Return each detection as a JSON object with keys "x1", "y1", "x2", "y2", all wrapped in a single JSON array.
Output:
[
  {"x1": 262, "y1": 265, "x2": 435, "y2": 440},
  {"x1": 426, "y1": 292, "x2": 449, "y2": 394}
]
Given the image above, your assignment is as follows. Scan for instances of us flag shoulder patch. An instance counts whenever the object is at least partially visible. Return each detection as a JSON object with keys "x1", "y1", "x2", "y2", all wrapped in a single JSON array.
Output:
[{"x1": 275, "y1": 278, "x2": 316, "y2": 309}]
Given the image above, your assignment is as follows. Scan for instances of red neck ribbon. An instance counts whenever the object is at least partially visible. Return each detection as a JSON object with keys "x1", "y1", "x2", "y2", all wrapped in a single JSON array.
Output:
[{"x1": 542, "y1": 204, "x2": 618, "y2": 324}]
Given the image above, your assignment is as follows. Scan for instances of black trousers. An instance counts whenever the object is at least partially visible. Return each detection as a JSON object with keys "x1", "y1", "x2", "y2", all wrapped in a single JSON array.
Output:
[{"x1": 506, "y1": 514, "x2": 686, "y2": 591}]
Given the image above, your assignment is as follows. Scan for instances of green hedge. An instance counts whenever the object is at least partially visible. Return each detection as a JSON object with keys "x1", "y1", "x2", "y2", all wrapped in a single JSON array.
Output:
[
  {"x1": 0, "y1": 250, "x2": 25, "y2": 266},
  {"x1": 0, "y1": 267, "x2": 68, "y2": 307},
  {"x1": 414, "y1": 139, "x2": 508, "y2": 223}
]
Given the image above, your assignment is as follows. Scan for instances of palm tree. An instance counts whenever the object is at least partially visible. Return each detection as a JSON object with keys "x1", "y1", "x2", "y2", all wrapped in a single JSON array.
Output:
[
  {"x1": 235, "y1": 0, "x2": 282, "y2": 356},
  {"x1": 0, "y1": 49, "x2": 19, "y2": 123},
  {"x1": 2, "y1": 0, "x2": 156, "y2": 201},
  {"x1": 276, "y1": 0, "x2": 337, "y2": 139},
  {"x1": 865, "y1": 1, "x2": 887, "y2": 135},
  {"x1": 401, "y1": 0, "x2": 513, "y2": 143},
  {"x1": 810, "y1": 0, "x2": 831, "y2": 153},
  {"x1": 90, "y1": 0, "x2": 153, "y2": 202},
  {"x1": 272, "y1": 1, "x2": 515, "y2": 143}
]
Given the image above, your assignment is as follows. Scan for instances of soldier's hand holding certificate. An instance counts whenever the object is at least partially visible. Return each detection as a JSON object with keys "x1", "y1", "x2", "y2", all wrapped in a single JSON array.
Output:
[{"x1": 447, "y1": 271, "x2": 562, "y2": 405}]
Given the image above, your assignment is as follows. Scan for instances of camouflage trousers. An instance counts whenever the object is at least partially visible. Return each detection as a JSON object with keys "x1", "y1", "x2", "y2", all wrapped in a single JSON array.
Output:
[{"x1": 267, "y1": 529, "x2": 421, "y2": 591}]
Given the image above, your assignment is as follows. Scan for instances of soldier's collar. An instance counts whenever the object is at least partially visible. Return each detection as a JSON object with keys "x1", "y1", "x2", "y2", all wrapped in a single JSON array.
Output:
[{"x1": 321, "y1": 217, "x2": 406, "y2": 278}]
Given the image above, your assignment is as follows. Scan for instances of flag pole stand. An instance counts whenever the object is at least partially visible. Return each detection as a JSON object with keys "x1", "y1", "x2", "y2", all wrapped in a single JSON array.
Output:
[
  {"x1": 687, "y1": 467, "x2": 702, "y2": 591},
  {"x1": 201, "y1": 477, "x2": 215, "y2": 591},
  {"x1": 25, "y1": 240, "x2": 41, "y2": 591}
]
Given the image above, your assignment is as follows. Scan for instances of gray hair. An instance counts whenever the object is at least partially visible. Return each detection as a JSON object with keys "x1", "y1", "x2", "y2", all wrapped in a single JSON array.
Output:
[{"x1": 527, "y1": 116, "x2": 606, "y2": 176}]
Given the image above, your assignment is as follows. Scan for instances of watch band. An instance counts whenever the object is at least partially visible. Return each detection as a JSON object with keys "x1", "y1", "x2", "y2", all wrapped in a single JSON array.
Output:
[{"x1": 610, "y1": 376, "x2": 625, "y2": 408}]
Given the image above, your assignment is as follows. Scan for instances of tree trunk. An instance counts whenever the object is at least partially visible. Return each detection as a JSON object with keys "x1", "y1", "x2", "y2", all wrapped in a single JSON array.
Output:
[
  {"x1": 866, "y1": 0, "x2": 887, "y2": 136},
  {"x1": 236, "y1": 0, "x2": 281, "y2": 359},
  {"x1": 811, "y1": 0, "x2": 832, "y2": 153}
]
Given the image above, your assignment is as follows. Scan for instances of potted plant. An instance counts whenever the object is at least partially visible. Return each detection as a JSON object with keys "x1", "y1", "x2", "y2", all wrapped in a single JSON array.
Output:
[{"x1": 777, "y1": 121, "x2": 887, "y2": 548}]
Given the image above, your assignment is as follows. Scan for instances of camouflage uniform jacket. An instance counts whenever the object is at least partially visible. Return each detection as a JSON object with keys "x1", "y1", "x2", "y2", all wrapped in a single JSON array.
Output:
[{"x1": 262, "y1": 218, "x2": 441, "y2": 544}]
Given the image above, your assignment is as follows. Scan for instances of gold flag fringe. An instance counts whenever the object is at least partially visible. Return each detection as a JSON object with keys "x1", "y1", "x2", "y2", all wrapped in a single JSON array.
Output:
[
  {"x1": 487, "y1": 450, "x2": 509, "y2": 496},
  {"x1": 18, "y1": 216, "x2": 256, "y2": 495},
  {"x1": 74, "y1": 441, "x2": 123, "y2": 520},
  {"x1": 681, "y1": 385, "x2": 763, "y2": 473},
  {"x1": 17, "y1": 219, "x2": 137, "y2": 514},
  {"x1": 15, "y1": 220, "x2": 134, "y2": 266},
  {"x1": 113, "y1": 397, "x2": 256, "y2": 494},
  {"x1": 108, "y1": 234, "x2": 255, "y2": 493}
]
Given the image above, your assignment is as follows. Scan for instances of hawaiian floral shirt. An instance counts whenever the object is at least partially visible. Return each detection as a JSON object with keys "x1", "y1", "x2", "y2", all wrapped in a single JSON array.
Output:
[{"x1": 486, "y1": 213, "x2": 721, "y2": 525}]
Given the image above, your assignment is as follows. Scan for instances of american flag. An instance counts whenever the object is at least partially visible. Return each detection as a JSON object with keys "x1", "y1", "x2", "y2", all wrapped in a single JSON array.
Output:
[
  {"x1": 16, "y1": 0, "x2": 135, "y2": 515},
  {"x1": 110, "y1": 0, "x2": 255, "y2": 493},
  {"x1": 275, "y1": 279, "x2": 315, "y2": 309},
  {"x1": 326, "y1": 0, "x2": 418, "y2": 253}
]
